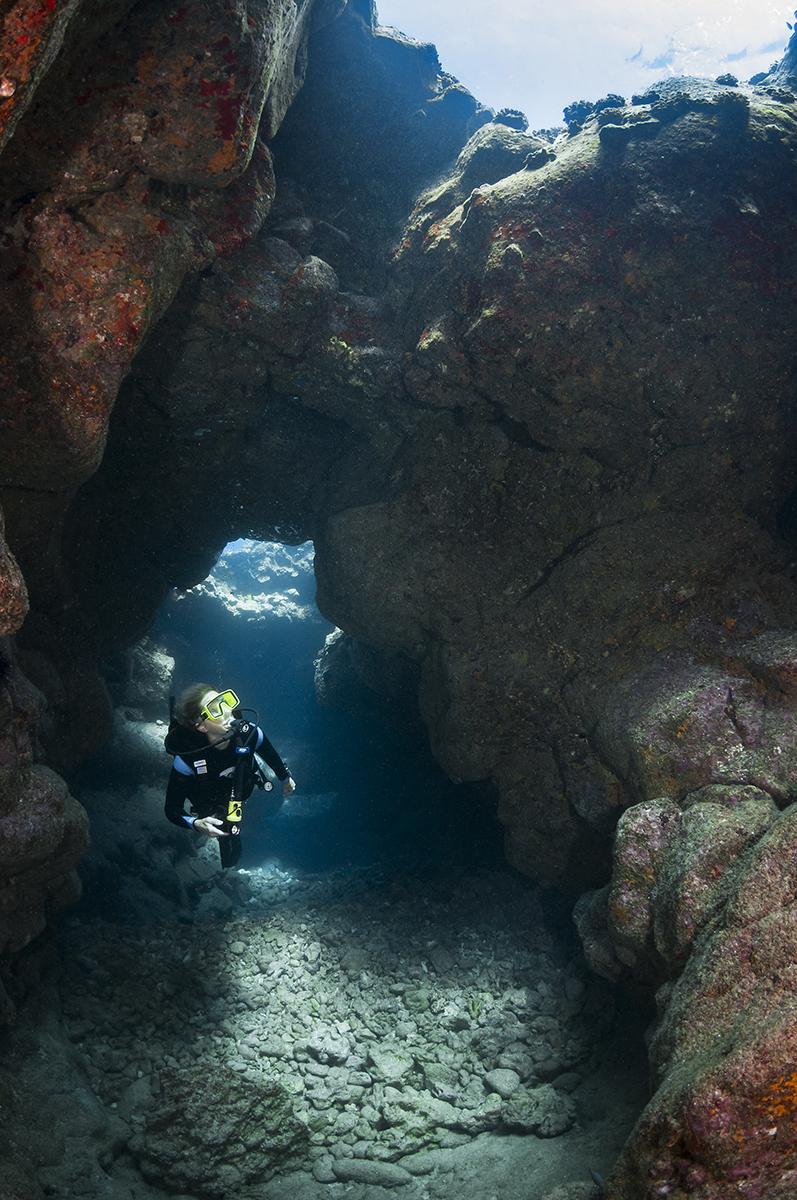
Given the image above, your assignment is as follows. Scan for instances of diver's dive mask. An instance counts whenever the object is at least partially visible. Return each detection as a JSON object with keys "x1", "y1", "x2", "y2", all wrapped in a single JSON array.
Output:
[{"x1": 198, "y1": 689, "x2": 240, "y2": 723}]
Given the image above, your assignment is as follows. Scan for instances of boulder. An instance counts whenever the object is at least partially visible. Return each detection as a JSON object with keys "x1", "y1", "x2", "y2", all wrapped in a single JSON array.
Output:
[
  {"x1": 332, "y1": 1158, "x2": 413, "y2": 1187},
  {"x1": 306, "y1": 1026, "x2": 352, "y2": 1066},
  {"x1": 367, "y1": 1043, "x2": 415, "y2": 1083},
  {"x1": 131, "y1": 1065, "x2": 307, "y2": 1196},
  {"x1": 483, "y1": 1067, "x2": 521, "y2": 1098},
  {"x1": 502, "y1": 1083, "x2": 577, "y2": 1137}
]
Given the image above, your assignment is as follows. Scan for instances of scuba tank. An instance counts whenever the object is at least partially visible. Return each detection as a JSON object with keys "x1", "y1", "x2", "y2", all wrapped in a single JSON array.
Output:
[{"x1": 218, "y1": 717, "x2": 273, "y2": 836}]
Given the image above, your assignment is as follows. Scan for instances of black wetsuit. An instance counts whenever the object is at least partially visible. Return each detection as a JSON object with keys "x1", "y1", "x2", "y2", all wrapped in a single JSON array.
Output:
[{"x1": 164, "y1": 721, "x2": 290, "y2": 868}]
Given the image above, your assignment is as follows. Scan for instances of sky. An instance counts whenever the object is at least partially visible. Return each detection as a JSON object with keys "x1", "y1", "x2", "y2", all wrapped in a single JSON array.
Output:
[{"x1": 373, "y1": 0, "x2": 791, "y2": 130}]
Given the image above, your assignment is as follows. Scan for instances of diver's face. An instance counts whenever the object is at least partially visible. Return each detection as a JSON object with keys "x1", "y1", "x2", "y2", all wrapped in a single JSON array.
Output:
[{"x1": 196, "y1": 690, "x2": 235, "y2": 741}]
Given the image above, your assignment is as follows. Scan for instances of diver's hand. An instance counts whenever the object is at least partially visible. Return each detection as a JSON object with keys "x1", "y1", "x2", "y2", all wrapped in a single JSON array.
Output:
[
  {"x1": 282, "y1": 777, "x2": 296, "y2": 796},
  {"x1": 194, "y1": 816, "x2": 229, "y2": 838}
]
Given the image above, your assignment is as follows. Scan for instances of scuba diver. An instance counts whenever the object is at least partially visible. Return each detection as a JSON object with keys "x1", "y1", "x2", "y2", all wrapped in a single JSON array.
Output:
[{"x1": 164, "y1": 683, "x2": 295, "y2": 868}]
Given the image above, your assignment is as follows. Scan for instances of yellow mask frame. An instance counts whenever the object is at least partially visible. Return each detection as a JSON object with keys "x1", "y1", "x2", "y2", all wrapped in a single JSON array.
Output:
[{"x1": 198, "y1": 689, "x2": 240, "y2": 723}]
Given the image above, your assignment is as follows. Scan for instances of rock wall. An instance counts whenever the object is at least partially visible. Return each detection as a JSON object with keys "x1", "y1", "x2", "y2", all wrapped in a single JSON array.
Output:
[
  {"x1": 0, "y1": 0, "x2": 489, "y2": 1016},
  {"x1": 575, "y1": 637, "x2": 797, "y2": 1194},
  {"x1": 0, "y1": 0, "x2": 330, "y2": 1021},
  {"x1": 576, "y1": 765, "x2": 797, "y2": 1196},
  {"x1": 3, "y1": 3, "x2": 797, "y2": 1193}
]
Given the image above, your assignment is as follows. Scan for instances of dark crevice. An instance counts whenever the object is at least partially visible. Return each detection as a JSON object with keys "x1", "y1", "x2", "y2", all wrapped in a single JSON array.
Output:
[
  {"x1": 493, "y1": 410, "x2": 555, "y2": 454},
  {"x1": 723, "y1": 687, "x2": 754, "y2": 747},
  {"x1": 0, "y1": 482, "x2": 73, "y2": 496},
  {"x1": 517, "y1": 523, "x2": 607, "y2": 602}
]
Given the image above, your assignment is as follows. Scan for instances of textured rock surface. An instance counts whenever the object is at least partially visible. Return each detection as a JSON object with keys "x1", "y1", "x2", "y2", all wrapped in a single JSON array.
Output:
[
  {"x1": 113, "y1": 637, "x2": 175, "y2": 721},
  {"x1": 367, "y1": 80, "x2": 797, "y2": 888},
  {"x1": 0, "y1": 0, "x2": 329, "y2": 793},
  {"x1": 592, "y1": 802, "x2": 797, "y2": 1199},
  {"x1": 131, "y1": 1063, "x2": 307, "y2": 1195},
  {"x1": 574, "y1": 644, "x2": 797, "y2": 1195},
  {"x1": 0, "y1": 642, "x2": 89, "y2": 1023},
  {"x1": 0, "y1": 509, "x2": 27, "y2": 637}
]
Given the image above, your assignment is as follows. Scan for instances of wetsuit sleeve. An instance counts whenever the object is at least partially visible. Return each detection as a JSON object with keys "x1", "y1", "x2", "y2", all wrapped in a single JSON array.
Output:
[
  {"x1": 165, "y1": 762, "x2": 198, "y2": 828},
  {"x1": 256, "y1": 728, "x2": 290, "y2": 780}
]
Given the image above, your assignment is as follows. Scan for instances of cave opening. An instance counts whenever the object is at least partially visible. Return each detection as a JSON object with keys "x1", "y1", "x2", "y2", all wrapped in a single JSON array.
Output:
[
  {"x1": 74, "y1": 535, "x2": 504, "y2": 902},
  {"x1": 86, "y1": 534, "x2": 508, "y2": 879}
]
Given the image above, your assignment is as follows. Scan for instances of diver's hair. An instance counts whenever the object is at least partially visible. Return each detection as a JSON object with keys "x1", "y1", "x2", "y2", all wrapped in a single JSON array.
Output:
[{"x1": 175, "y1": 683, "x2": 218, "y2": 729}]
